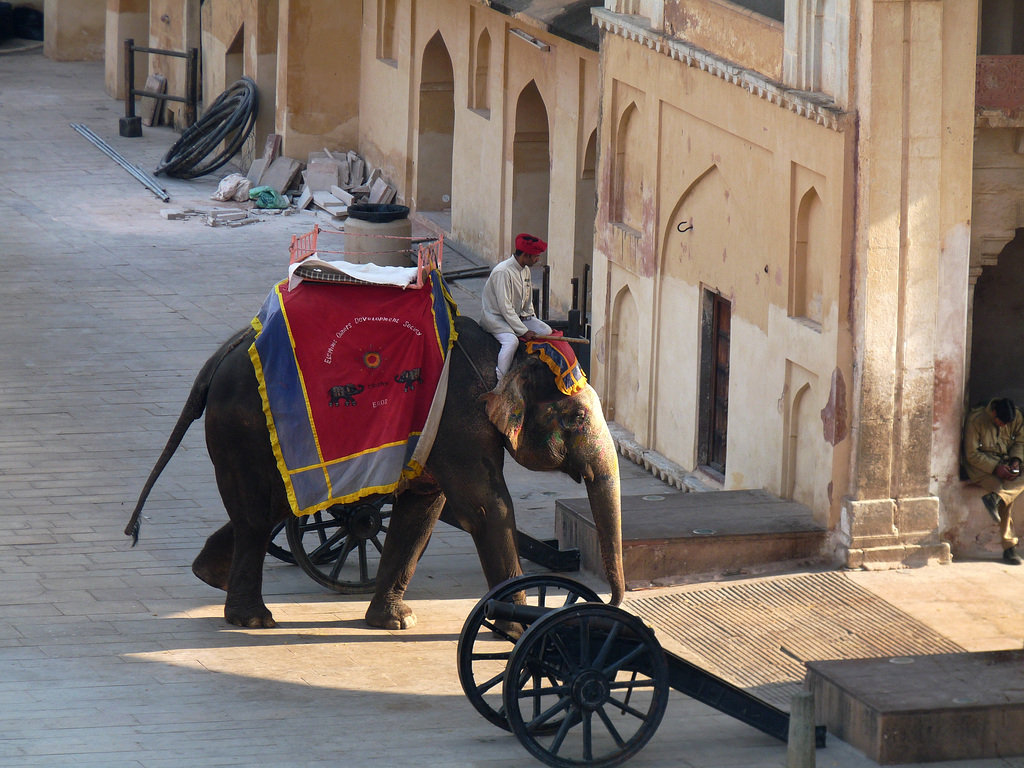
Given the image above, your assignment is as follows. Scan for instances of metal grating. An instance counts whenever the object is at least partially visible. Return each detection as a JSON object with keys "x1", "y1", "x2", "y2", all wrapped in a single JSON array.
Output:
[{"x1": 626, "y1": 571, "x2": 965, "y2": 710}]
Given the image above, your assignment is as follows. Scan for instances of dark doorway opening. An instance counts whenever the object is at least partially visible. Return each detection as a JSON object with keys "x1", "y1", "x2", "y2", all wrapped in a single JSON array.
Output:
[
  {"x1": 698, "y1": 290, "x2": 731, "y2": 475},
  {"x1": 968, "y1": 228, "x2": 1024, "y2": 406}
]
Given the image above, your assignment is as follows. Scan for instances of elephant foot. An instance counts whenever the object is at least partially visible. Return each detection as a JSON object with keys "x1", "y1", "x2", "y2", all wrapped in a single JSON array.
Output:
[
  {"x1": 494, "y1": 620, "x2": 524, "y2": 641},
  {"x1": 225, "y1": 602, "x2": 277, "y2": 629},
  {"x1": 365, "y1": 599, "x2": 417, "y2": 630},
  {"x1": 192, "y1": 556, "x2": 230, "y2": 591}
]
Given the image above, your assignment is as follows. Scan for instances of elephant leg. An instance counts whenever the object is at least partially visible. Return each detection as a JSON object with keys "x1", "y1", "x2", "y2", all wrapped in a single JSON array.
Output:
[
  {"x1": 192, "y1": 522, "x2": 234, "y2": 591},
  {"x1": 365, "y1": 491, "x2": 445, "y2": 630},
  {"x1": 446, "y1": 484, "x2": 525, "y2": 638},
  {"x1": 448, "y1": 481, "x2": 523, "y2": 591},
  {"x1": 223, "y1": 518, "x2": 277, "y2": 629}
]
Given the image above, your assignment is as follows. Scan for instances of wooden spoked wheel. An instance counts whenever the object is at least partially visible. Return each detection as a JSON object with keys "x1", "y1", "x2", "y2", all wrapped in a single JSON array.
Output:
[
  {"x1": 457, "y1": 574, "x2": 602, "y2": 731},
  {"x1": 502, "y1": 603, "x2": 669, "y2": 768},
  {"x1": 285, "y1": 498, "x2": 391, "y2": 594}
]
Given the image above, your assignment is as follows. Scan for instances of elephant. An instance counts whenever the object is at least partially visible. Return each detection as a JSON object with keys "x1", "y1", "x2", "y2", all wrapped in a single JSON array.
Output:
[
  {"x1": 394, "y1": 368, "x2": 422, "y2": 391},
  {"x1": 126, "y1": 315, "x2": 625, "y2": 630},
  {"x1": 328, "y1": 383, "x2": 364, "y2": 406}
]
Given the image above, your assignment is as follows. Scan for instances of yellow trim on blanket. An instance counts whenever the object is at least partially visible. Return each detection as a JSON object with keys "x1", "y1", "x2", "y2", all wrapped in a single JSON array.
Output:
[
  {"x1": 248, "y1": 334, "x2": 303, "y2": 518},
  {"x1": 430, "y1": 273, "x2": 459, "y2": 355},
  {"x1": 284, "y1": 434, "x2": 424, "y2": 474},
  {"x1": 276, "y1": 281, "x2": 335, "y2": 501},
  {"x1": 533, "y1": 345, "x2": 586, "y2": 396}
]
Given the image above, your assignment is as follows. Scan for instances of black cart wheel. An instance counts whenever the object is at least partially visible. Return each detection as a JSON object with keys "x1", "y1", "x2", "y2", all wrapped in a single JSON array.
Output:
[
  {"x1": 458, "y1": 575, "x2": 601, "y2": 731},
  {"x1": 267, "y1": 521, "x2": 295, "y2": 564},
  {"x1": 285, "y1": 498, "x2": 391, "y2": 594},
  {"x1": 502, "y1": 603, "x2": 669, "y2": 768}
]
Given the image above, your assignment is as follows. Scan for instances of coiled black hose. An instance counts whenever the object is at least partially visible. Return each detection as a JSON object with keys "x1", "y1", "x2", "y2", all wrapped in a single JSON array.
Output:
[{"x1": 155, "y1": 77, "x2": 259, "y2": 180}]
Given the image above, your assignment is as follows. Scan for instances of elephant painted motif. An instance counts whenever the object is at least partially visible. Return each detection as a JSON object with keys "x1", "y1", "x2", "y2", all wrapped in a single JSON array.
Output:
[
  {"x1": 394, "y1": 368, "x2": 422, "y2": 392},
  {"x1": 328, "y1": 383, "x2": 364, "y2": 407},
  {"x1": 126, "y1": 317, "x2": 624, "y2": 630}
]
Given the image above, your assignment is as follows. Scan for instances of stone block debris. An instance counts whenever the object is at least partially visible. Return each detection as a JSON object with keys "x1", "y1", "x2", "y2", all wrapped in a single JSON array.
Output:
[
  {"x1": 140, "y1": 73, "x2": 167, "y2": 127},
  {"x1": 237, "y1": 146, "x2": 397, "y2": 217},
  {"x1": 260, "y1": 156, "x2": 303, "y2": 195}
]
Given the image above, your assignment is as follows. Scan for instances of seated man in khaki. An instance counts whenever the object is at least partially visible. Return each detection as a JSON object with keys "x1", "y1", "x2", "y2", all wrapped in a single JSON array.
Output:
[{"x1": 963, "y1": 397, "x2": 1024, "y2": 565}]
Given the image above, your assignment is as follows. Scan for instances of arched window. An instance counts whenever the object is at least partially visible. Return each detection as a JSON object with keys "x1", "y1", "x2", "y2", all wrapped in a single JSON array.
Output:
[
  {"x1": 470, "y1": 29, "x2": 491, "y2": 113},
  {"x1": 613, "y1": 103, "x2": 643, "y2": 232},
  {"x1": 377, "y1": 0, "x2": 397, "y2": 62},
  {"x1": 789, "y1": 187, "x2": 824, "y2": 326}
]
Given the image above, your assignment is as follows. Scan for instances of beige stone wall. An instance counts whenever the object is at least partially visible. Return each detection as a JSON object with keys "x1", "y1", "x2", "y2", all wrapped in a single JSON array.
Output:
[
  {"x1": 104, "y1": 0, "x2": 149, "y2": 98},
  {"x1": 143, "y1": 0, "x2": 199, "y2": 127},
  {"x1": 275, "y1": 0, "x2": 361, "y2": 161},
  {"x1": 971, "y1": 128, "x2": 1024, "y2": 272},
  {"x1": 194, "y1": 0, "x2": 358, "y2": 161},
  {"x1": 45, "y1": 0, "x2": 104, "y2": 61},
  {"x1": 591, "y1": 29, "x2": 849, "y2": 530},
  {"x1": 357, "y1": 0, "x2": 599, "y2": 314},
  {"x1": 200, "y1": 0, "x2": 279, "y2": 164},
  {"x1": 587, "y1": 1, "x2": 978, "y2": 570}
]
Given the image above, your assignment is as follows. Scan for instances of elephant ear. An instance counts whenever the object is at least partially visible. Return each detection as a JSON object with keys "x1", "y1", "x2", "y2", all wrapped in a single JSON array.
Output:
[{"x1": 481, "y1": 363, "x2": 534, "y2": 451}]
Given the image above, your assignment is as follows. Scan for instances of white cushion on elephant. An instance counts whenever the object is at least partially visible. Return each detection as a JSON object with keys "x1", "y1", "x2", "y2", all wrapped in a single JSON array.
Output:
[{"x1": 287, "y1": 254, "x2": 419, "y2": 290}]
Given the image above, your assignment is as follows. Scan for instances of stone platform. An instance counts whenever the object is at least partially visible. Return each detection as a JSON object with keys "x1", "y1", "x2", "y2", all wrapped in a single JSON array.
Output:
[
  {"x1": 805, "y1": 650, "x2": 1024, "y2": 764},
  {"x1": 555, "y1": 488, "x2": 828, "y2": 587}
]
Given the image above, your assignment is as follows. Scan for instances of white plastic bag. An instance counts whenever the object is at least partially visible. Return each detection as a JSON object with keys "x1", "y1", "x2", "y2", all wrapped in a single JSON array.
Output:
[{"x1": 211, "y1": 173, "x2": 252, "y2": 202}]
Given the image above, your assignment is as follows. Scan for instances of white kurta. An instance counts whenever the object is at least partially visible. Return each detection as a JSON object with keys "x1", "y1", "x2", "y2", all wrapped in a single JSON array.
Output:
[{"x1": 480, "y1": 255, "x2": 536, "y2": 337}]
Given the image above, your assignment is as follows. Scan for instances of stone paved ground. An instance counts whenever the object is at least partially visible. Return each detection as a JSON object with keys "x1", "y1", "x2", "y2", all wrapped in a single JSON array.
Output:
[{"x1": 1, "y1": 50, "x2": 1023, "y2": 768}]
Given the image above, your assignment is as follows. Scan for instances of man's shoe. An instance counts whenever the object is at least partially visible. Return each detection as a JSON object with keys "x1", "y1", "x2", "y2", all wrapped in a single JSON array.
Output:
[
  {"x1": 1003, "y1": 546, "x2": 1023, "y2": 565},
  {"x1": 983, "y1": 493, "x2": 1002, "y2": 523}
]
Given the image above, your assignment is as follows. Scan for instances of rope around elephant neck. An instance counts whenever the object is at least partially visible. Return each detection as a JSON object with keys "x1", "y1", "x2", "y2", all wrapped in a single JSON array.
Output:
[{"x1": 456, "y1": 339, "x2": 490, "y2": 391}]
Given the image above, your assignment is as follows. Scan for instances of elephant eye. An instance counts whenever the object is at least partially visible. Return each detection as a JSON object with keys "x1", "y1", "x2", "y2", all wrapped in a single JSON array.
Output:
[{"x1": 559, "y1": 409, "x2": 587, "y2": 432}]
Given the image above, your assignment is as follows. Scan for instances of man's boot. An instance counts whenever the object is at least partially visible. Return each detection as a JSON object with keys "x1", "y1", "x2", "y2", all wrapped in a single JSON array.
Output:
[{"x1": 1002, "y1": 546, "x2": 1023, "y2": 565}]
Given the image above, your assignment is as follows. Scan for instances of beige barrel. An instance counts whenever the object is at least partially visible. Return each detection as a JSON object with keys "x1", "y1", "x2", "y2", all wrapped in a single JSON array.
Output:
[{"x1": 344, "y1": 204, "x2": 413, "y2": 266}]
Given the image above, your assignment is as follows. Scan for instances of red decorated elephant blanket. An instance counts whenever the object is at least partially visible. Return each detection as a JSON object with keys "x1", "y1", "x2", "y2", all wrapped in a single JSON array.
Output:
[{"x1": 249, "y1": 273, "x2": 458, "y2": 517}]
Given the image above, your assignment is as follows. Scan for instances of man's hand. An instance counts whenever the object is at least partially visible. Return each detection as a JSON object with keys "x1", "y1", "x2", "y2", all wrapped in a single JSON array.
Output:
[
  {"x1": 996, "y1": 462, "x2": 1018, "y2": 481},
  {"x1": 522, "y1": 331, "x2": 538, "y2": 341}
]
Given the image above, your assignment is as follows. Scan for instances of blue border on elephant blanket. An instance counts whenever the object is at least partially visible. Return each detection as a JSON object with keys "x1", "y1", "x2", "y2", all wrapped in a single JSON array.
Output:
[{"x1": 249, "y1": 271, "x2": 458, "y2": 517}]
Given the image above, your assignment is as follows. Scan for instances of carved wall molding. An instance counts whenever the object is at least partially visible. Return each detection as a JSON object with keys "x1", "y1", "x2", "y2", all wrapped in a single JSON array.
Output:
[{"x1": 592, "y1": 8, "x2": 849, "y2": 132}]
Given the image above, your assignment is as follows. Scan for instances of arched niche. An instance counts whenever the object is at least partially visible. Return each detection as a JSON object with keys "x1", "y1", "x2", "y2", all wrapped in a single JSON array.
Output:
[
  {"x1": 510, "y1": 80, "x2": 550, "y2": 246},
  {"x1": 612, "y1": 102, "x2": 642, "y2": 232},
  {"x1": 416, "y1": 32, "x2": 455, "y2": 213},
  {"x1": 608, "y1": 284, "x2": 641, "y2": 433}
]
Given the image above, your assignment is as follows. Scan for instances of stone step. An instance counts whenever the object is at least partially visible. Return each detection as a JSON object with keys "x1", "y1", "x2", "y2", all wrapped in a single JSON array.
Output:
[
  {"x1": 555, "y1": 488, "x2": 829, "y2": 588},
  {"x1": 806, "y1": 650, "x2": 1024, "y2": 764}
]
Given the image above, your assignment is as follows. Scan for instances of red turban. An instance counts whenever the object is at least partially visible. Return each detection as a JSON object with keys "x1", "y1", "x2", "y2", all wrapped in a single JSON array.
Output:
[{"x1": 515, "y1": 233, "x2": 547, "y2": 256}]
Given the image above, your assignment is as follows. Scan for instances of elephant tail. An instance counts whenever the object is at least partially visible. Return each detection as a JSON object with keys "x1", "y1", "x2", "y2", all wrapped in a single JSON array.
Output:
[{"x1": 124, "y1": 328, "x2": 254, "y2": 544}]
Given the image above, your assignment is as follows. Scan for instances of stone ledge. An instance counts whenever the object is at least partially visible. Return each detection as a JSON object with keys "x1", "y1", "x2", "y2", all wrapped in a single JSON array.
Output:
[
  {"x1": 608, "y1": 422, "x2": 711, "y2": 491},
  {"x1": 844, "y1": 542, "x2": 952, "y2": 570},
  {"x1": 557, "y1": 489, "x2": 828, "y2": 587}
]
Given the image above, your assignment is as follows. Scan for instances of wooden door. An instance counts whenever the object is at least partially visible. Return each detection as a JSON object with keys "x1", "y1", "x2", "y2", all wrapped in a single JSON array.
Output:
[{"x1": 699, "y1": 291, "x2": 730, "y2": 474}]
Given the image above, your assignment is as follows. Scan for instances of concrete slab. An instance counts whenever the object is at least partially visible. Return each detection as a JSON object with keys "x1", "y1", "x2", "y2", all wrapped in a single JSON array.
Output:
[
  {"x1": 807, "y1": 650, "x2": 1024, "y2": 764},
  {"x1": 557, "y1": 489, "x2": 828, "y2": 587}
]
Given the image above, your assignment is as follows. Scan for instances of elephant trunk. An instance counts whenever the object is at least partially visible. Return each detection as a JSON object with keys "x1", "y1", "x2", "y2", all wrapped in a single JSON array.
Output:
[{"x1": 582, "y1": 428, "x2": 626, "y2": 606}]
